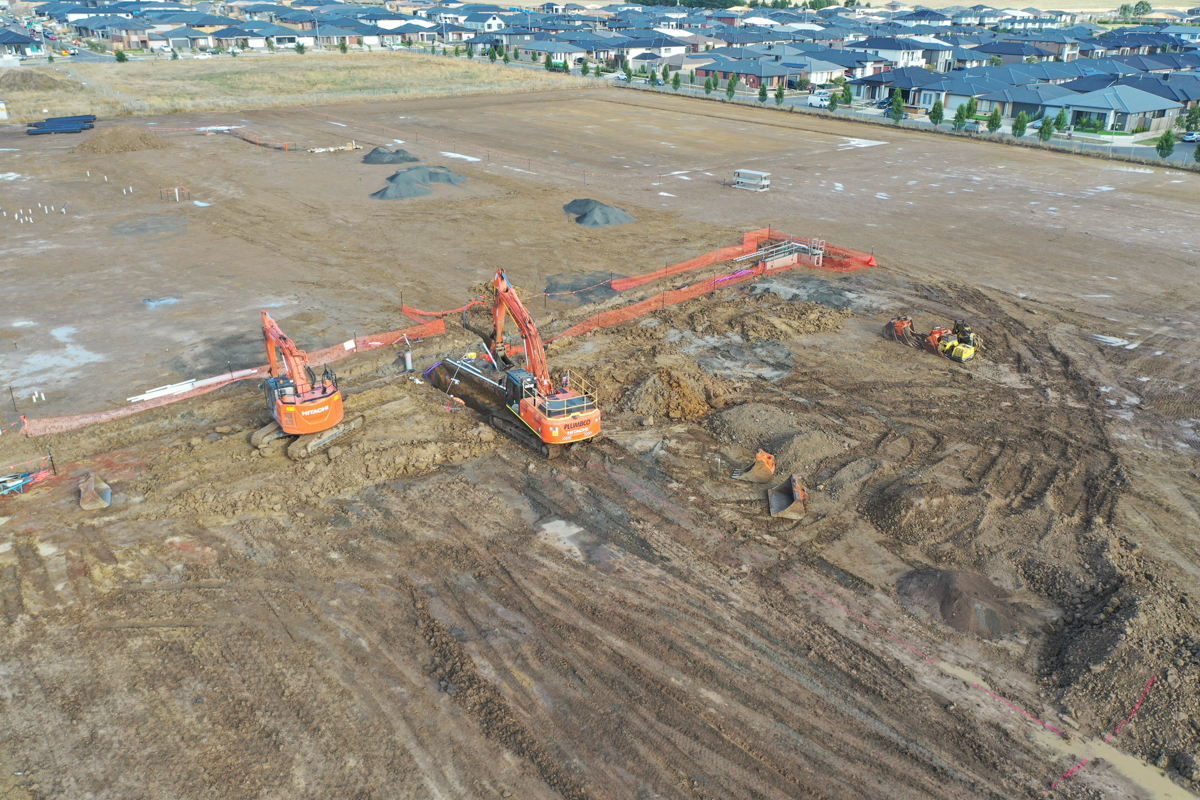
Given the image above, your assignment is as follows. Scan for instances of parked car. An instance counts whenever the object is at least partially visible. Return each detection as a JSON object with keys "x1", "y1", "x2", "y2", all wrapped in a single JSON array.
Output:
[
  {"x1": 1027, "y1": 117, "x2": 1044, "y2": 129},
  {"x1": 963, "y1": 121, "x2": 985, "y2": 133},
  {"x1": 875, "y1": 98, "x2": 892, "y2": 109},
  {"x1": 1183, "y1": 130, "x2": 1200, "y2": 143},
  {"x1": 194, "y1": 52, "x2": 212, "y2": 59},
  {"x1": 806, "y1": 94, "x2": 830, "y2": 108}
]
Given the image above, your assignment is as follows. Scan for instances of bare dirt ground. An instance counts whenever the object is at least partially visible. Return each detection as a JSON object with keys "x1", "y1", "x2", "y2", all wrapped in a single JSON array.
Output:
[{"x1": 1, "y1": 90, "x2": 1199, "y2": 800}]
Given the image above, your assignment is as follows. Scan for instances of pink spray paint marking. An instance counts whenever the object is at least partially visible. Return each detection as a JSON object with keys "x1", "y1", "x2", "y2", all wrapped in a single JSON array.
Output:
[{"x1": 1050, "y1": 676, "x2": 1156, "y2": 790}]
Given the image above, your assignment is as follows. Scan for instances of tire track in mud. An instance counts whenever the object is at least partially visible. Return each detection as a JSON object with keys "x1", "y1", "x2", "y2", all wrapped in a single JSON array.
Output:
[
  {"x1": 384, "y1": 458, "x2": 1028, "y2": 800},
  {"x1": 408, "y1": 577, "x2": 592, "y2": 800}
]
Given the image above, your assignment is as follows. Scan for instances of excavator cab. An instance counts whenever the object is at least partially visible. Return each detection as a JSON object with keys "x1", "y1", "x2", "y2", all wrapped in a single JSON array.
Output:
[{"x1": 503, "y1": 368, "x2": 540, "y2": 415}]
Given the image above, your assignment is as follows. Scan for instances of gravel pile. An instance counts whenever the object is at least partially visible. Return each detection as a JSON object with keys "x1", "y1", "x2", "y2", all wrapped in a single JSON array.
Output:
[
  {"x1": 371, "y1": 166, "x2": 466, "y2": 200},
  {"x1": 563, "y1": 198, "x2": 636, "y2": 229},
  {"x1": 363, "y1": 146, "x2": 419, "y2": 165}
]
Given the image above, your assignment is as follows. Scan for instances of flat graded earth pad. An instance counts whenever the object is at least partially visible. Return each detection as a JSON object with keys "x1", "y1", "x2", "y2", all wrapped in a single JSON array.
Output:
[{"x1": 1, "y1": 89, "x2": 1199, "y2": 800}]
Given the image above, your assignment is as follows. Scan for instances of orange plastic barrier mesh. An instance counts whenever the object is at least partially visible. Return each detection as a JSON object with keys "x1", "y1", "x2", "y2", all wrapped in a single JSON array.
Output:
[
  {"x1": 547, "y1": 251, "x2": 810, "y2": 344},
  {"x1": 21, "y1": 319, "x2": 445, "y2": 438},
  {"x1": 611, "y1": 228, "x2": 874, "y2": 291}
]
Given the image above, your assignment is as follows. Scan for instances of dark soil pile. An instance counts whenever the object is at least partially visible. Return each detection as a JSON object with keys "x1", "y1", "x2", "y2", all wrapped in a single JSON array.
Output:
[
  {"x1": 362, "y1": 146, "x2": 419, "y2": 165},
  {"x1": 563, "y1": 198, "x2": 636, "y2": 229},
  {"x1": 371, "y1": 166, "x2": 466, "y2": 200},
  {"x1": 73, "y1": 126, "x2": 170, "y2": 155},
  {"x1": 896, "y1": 569, "x2": 1032, "y2": 639}
]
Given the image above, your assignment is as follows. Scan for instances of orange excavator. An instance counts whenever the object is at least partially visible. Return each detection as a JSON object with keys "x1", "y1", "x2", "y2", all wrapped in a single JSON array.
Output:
[
  {"x1": 251, "y1": 311, "x2": 365, "y2": 459},
  {"x1": 425, "y1": 269, "x2": 601, "y2": 458}
]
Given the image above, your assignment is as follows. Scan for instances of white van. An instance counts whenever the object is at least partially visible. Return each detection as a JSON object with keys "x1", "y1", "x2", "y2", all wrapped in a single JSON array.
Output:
[{"x1": 807, "y1": 94, "x2": 830, "y2": 108}]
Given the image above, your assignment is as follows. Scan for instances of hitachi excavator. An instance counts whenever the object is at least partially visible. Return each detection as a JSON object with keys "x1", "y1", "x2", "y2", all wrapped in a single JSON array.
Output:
[
  {"x1": 251, "y1": 311, "x2": 365, "y2": 459},
  {"x1": 884, "y1": 317, "x2": 980, "y2": 363},
  {"x1": 425, "y1": 269, "x2": 601, "y2": 458}
]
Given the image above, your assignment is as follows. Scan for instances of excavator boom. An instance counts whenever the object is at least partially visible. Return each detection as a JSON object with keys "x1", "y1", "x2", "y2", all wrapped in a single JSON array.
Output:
[{"x1": 490, "y1": 270, "x2": 554, "y2": 397}]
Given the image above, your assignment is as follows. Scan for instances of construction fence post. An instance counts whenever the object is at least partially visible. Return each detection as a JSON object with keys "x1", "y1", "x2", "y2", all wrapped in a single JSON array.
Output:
[{"x1": 8, "y1": 386, "x2": 17, "y2": 414}]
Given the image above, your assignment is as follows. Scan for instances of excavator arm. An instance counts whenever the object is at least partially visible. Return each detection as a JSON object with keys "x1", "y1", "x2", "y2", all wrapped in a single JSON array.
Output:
[
  {"x1": 490, "y1": 270, "x2": 554, "y2": 397},
  {"x1": 262, "y1": 310, "x2": 315, "y2": 395}
]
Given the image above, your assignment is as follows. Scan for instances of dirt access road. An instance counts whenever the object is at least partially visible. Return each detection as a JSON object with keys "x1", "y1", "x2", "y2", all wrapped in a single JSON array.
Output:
[{"x1": 0, "y1": 90, "x2": 1198, "y2": 799}]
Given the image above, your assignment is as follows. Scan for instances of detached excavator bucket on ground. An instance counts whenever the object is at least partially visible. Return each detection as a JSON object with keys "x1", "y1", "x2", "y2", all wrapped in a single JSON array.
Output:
[
  {"x1": 78, "y1": 473, "x2": 111, "y2": 511},
  {"x1": 883, "y1": 316, "x2": 923, "y2": 348},
  {"x1": 732, "y1": 450, "x2": 776, "y2": 483},
  {"x1": 768, "y1": 475, "x2": 808, "y2": 520}
]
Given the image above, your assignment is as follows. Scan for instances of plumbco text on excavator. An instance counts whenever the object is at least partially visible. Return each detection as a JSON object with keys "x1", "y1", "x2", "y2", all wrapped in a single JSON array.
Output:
[
  {"x1": 251, "y1": 310, "x2": 365, "y2": 459},
  {"x1": 425, "y1": 269, "x2": 601, "y2": 458},
  {"x1": 884, "y1": 316, "x2": 981, "y2": 363}
]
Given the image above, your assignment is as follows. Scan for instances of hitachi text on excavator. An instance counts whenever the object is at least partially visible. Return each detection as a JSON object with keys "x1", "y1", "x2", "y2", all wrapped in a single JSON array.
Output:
[
  {"x1": 251, "y1": 311, "x2": 365, "y2": 459},
  {"x1": 425, "y1": 269, "x2": 601, "y2": 458}
]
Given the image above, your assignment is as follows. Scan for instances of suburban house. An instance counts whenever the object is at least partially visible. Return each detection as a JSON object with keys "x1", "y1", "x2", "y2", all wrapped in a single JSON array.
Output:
[
  {"x1": 778, "y1": 56, "x2": 847, "y2": 86},
  {"x1": 155, "y1": 26, "x2": 214, "y2": 49},
  {"x1": 461, "y1": 13, "x2": 504, "y2": 31},
  {"x1": 1041, "y1": 84, "x2": 1182, "y2": 131},
  {"x1": 106, "y1": 18, "x2": 152, "y2": 49},
  {"x1": 849, "y1": 65, "x2": 944, "y2": 102},
  {"x1": 916, "y1": 74, "x2": 1013, "y2": 111},
  {"x1": 0, "y1": 29, "x2": 39, "y2": 55},
  {"x1": 843, "y1": 37, "x2": 928, "y2": 69},
  {"x1": 976, "y1": 82, "x2": 1078, "y2": 117},
  {"x1": 611, "y1": 35, "x2": 688, "y2": 63},
  {"x1": 971, "y1": 40, "x2": 1056, "y2": 65},
  {"x1": 514, "y1": 39, "x2": 585, "y2": 63},
  {"x1": 894, "y1": 9, "x2": 952, "y2": 27},
  {"x1": 695, "y1": 59, "x2": 789, "y2": 89}
]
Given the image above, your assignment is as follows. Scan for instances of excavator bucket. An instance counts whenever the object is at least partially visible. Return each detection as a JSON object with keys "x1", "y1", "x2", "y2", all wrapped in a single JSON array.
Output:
[
  {"x1": 884, "y1": 317, "x2": 923, "y2": 348},
  {"x1": 732, "y1": 450, "x2": 776, "y2": 483},
  {"x1": 79, "y1": 473, "x2": 111, "y2": 511},
  {"x1": 768, "y1": 475, "x2": 808, "y2": 520}
]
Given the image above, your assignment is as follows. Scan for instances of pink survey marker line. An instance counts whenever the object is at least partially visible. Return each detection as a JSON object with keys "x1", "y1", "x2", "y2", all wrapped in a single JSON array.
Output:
[
  {"x1": 586, "y1": 460, "x2": 1066, "y2": 742},
  {"x1": 1050, "y1": 676, "x2": 1156, "y2": 791}
]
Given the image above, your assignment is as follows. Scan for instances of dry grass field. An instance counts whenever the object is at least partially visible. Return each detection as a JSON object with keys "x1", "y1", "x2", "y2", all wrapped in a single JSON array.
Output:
[{"x1": 0, "y1": 54, "x2": 588, "y2": 121}]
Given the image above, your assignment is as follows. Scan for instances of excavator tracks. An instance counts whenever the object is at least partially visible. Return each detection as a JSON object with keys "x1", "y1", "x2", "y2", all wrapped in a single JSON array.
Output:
[
  {"x1": 286, "y1": 415, "x2": 366, "y2": 460},
  {"x1": 490, "y1": 413, "x2": 563, "y2": 459},
  {"x1": 251, "y1": 421, "x2": 286, "y2": 449}
]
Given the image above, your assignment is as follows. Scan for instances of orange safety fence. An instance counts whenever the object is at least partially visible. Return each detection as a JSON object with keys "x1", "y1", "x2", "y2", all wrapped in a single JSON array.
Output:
[
  {"x1": 611, "y1": 227, "x2": 874, "y2": 292},
  {"x1": 546, "y1": 249, "x2": 817, "y2": 344},
  {"x1": 20, "y1": 319, "x2": 445, "y2": 438},
  {"x1": 222, "y1": 129, "x2": 296, "y2": 152},
  {"x1": 400, "y1": 300, "x2": 487, "y2": 324},
  {"x1": 18, "y1": 228, "x2": 872, "y2": 437}
]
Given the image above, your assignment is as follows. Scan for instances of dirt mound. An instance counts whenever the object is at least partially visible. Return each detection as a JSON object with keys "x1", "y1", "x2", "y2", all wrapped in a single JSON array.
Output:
[
  {"x1": 863, "y1": 477, "x2": 977, "y2": 546},
  {"x1": 896, "y1": 569, "x2": 1032, "y2": 639},
  {"x1": 362, "y1": 146, "x2": 419, "y2": 165},
  {"x1": 371, "y1": 166, "x2": 466, "y2": 200},
  {"x1": 0, "y1": 69, "x2": 66, "y2": 92},
  {"x1": 709, "y1": 402, "x2": 805, "y2": 448},
  {"x1": 563, "y1": 198, "x2": 636, "y2": 229},
  {"x1": 623, "y1": 366, "x2": 731, "y2": 421},
  {"x1": 73, "y1": 126, "x2": 170, "y2": 155},
  {"x1": 773, "y1": 430, "x2": 846, "y2": 474}
]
